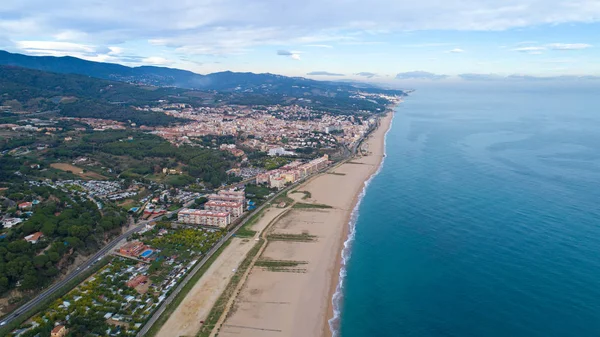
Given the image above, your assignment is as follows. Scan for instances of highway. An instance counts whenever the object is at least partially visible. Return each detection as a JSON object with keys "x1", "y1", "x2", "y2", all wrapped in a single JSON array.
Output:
[{"x1": 0, "y1": 211, "x2": 176, "y2": 327}]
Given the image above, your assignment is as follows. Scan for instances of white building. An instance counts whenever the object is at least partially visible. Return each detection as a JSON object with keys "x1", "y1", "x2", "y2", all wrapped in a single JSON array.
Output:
[
  {"x1": 208, "y1": 189, "x2": 246, "y2": 204},
  {"x1": 268, "y1": 147, "x2": 295, "y2": 157},
  {"x1": 178, "y1": 209, "x2": 231, "y2": 228},
  {"x1": 204, "y1": 200, "x2": 244, "y2": 217}
]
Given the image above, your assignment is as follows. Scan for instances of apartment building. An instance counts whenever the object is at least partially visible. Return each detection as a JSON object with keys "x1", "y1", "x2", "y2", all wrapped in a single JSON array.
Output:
[
  {"x1": 178, "y1": 208, "x2": 231, "y2": 228},
  {"x1": 204, "y1": 200, "x2": 244, "y2": 217}
]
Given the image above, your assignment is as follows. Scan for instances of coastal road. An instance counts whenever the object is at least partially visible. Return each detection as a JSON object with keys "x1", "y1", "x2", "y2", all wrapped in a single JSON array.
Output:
[{"x1": 0, "y1": 210, "x2": 178, "y2": 327}]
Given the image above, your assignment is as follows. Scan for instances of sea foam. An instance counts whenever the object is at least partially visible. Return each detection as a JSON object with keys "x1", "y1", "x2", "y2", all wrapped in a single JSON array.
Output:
[{"x1": 328, "y1": 114, "x2": 394, "y2": 336}]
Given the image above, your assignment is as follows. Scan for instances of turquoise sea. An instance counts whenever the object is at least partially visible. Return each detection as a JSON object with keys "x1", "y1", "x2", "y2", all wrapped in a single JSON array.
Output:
[{"x1": 334, "y1": 84, "x2": 600, "y2": 337}]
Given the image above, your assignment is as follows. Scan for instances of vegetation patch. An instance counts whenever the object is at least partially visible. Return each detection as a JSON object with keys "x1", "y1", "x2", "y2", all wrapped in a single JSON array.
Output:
[
  {"x1": 255, "y1": 259, "x2": 308, "y2": 273},
  {"x1": 144, "y1": 239, "x2": 232, "y2": 337},
  {"x1": 266, "y1": 233, "x2": 317, "y2": 242},
  {"x1": 327, "y1": 172, "x2": 346, "y2": 176},
  {"x1": 50, "y1": 163, "x2": 107, "y2": 180},
  {"x1": 291, "y1": 190, "x2": 311, "y2": 199},
  {"x1": 273, "y1": 192, "x2": 294, "y2": 205},
  {"x1": 235, "y1": 208, "x2": 266, "y2": 238},
  {"x1": 0, "y1": 257, "x2": 112, "y2": 337},
  {"x1": 293, "y1": 202, "x2": 333, "y2": 209}
]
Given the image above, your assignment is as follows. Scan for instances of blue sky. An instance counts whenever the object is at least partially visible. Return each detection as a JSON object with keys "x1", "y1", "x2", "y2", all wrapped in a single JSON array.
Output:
[{"x1": 1, "y1": 0, "x2": 600, "y2": 82}]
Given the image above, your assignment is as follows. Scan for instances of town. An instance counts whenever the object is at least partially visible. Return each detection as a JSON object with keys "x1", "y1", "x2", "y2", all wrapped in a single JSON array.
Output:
[{"x1": 0, "y1": 67, "x2": 402, "y2": 336}]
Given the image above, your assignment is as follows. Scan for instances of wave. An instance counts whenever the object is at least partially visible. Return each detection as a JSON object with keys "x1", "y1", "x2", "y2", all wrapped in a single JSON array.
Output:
[{"x1": 328, "y1": 114, "x2": 394, "y2": 336}]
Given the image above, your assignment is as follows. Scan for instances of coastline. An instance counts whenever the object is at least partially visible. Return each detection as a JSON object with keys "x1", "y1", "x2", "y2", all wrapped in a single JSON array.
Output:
[
  {"x1": 324, "y1": 111, "x2": 394, "y2": 337},
  {"x1": 208, "y1": 110, "x2": 395, "y2": 337}
]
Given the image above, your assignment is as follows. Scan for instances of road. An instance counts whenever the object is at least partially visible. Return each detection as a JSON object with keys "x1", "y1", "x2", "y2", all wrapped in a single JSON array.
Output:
[
  {"x1": 137, "y1": 172, "x2": 320, "y2": 336},
  {"x1": 1, "y1": 123, "x2": 372, "y2": 329},
  {"x1": 0, "y1": 210, "x2": 177, "y2": 327},
  {"x1": 138, "y1": 125, "x2": 375, "y2": 336}
]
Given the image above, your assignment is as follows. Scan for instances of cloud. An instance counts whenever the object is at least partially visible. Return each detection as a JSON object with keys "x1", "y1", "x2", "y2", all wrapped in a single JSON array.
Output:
[
  {"x1": 513, "y1": 43, "x2": 592, "y2": 54},
  {"x1": 304, "y1": 44, "x2": 333, "y2": 48},
  {"x1": 458, "y1": 73, "x2": 600, "y2": 81},
  {"x1": 395, "y1": 71, "x2": 448, "y2": 80},
  {"x1": 458, "y1": 73, "x2": 505, "y2": 81},
  {"x1": 1, "y1": 0, "x2": 599, "y2": 76},
  {"x1": 141, "y1": 56, "x2": 172, "y2": 65},
  {"x1": 276, "y1": 49, "x2": 301, "y2": 60},
  {"x1": 401, "y1": 43, "x2": 452, "y2": 48},
  {"x1": 15, "y1": 40, "x2": 96, "y2": 54},
  {"x1": 447, "y1": 48, "x2": 465, "y2": 53},
  {"x1": 355, "y1": 72, "x2": 377, "y2": 78},
  {"x1": 513, "y1": 46, "x2": 546, "y2": 53},
  {"x1": 547, "y1": 43, "x2": 592, "y2": 50},
  {"x1": 3, "y1": 0, "x2": 599, "y2": 59},
  {"x1": 307, "y1": 71, "x2": 344, "y2": 76}
]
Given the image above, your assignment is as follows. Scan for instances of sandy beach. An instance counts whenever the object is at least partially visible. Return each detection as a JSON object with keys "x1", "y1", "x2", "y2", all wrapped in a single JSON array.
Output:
[
  {"x1": 216, "y1": 112, "x2": 393, "y2": 337},
  {"x1": 155, "y1": 206, "x2": 290, "y2": 337}
]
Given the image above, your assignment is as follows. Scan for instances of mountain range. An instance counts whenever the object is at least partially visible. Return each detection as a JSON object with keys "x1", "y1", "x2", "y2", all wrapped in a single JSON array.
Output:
[{"x1": 0, "y1": 50, "x2": 402, "y2": 97}]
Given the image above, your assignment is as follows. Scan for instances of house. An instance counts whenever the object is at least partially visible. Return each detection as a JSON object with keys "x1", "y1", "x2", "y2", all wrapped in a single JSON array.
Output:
[
  {"x1": 126, "y1": 275, "x2": 148, "y2": 288},
  {"x1": 1, "y1": 218, "x2": 23, "y2": 228},
  {"x1": 162, "y1": 168, "x2": 181, "y2": 175},
  {"x1": 119, "y1": 241, "x2": 147, "y2": 257},
  {"x1": 24, "y1": 232, "x2": 43, "y2": 244},
  {"x1": 51, "y1": 325, "x2": 68, "y2": 337},
  {"x1": 18, "y1": 202, "x2": 32, "y2": 210}
]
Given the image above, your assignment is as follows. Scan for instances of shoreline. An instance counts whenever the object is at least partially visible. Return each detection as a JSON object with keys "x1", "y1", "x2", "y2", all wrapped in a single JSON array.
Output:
[
  {"x1": 208, "y1": 110, "x2": 396, "y2": 337},
  {"x1": 324, "y1": 111, "x2": 395, "y2": 337}
]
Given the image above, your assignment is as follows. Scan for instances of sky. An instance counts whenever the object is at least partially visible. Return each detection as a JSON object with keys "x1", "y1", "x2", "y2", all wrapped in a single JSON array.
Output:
[{"x1": 1, "y1": 0, "x2": 600, "y2": 83}]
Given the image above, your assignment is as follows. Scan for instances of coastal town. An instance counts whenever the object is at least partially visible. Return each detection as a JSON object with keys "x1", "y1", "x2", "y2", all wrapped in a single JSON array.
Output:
[{"x1": 0, "y1": 60, "x2": 402, "y2": 336}]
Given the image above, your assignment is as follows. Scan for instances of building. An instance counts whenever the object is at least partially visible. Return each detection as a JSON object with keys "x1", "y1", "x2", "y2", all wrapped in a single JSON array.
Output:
[
  {"x1": 119, "y1": 241, "x2": 147, "y2": 257},
  {"x1": 18, "y1": 202, "x2": 33, "y2": 210},
  {"x1": 24, "y1": 232, "x2": 43, "y2": 244},
  {"x1": 162, "y1": 168, "x2": 181, "y2": 175},
  {"x1": 1, "y1": 218, "x2": 23, "y2": 229},
  {"x1": 270, "y1": 176, "x2": 286, "y2": 189},
  {"x1": 126, "y1": 275, "x2": 148, "y2": 288},
  {"x1": 208, "y1": 189, "x2": 246, "y2": 204},
  {"x1": 178, "y1": 208, "x2": 231, "y2": 228},
  {"x1": 204, "y1": 200, "x2": 244, "y2": 217},
  {"x1": 259, "y1": 155, "x2": 329, "y2": 189},
  {"x1": 268, "y1": 147, "x2": 295, "y2": 156},
  {"x1": 51, "y1": 325, "x2": 68, "y2": 337},
  {"x1": 256, "y1": 172, "x2": 271, "y2": 184},
  {"x1": 324, "y1": 125, "x2": 343, "y2": 134}
]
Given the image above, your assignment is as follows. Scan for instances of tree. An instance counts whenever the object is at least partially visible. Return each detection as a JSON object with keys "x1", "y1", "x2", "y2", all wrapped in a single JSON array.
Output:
[
  {"x1": 33, "y1": 254, "x2": 49, "y2": 268},
  {"x1": 21, "y1": 271, "x2": 39, "y2": 290}
]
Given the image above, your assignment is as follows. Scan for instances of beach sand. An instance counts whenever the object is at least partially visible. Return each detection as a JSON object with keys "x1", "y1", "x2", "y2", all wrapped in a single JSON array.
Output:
[
  {"x1": 217, "y1": 112, "x2": 393, "y2": 337},
  {"x1": 155, "y1": 205, "x2": 289, "y2": 337}
]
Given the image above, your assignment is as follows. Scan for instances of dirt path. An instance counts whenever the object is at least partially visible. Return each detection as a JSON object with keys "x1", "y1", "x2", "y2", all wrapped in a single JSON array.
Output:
[
  {"x1": 155, "y1": 237, "x2": 251, "y2": 337},
  {"x1": 208, "y1": 207, "x2": 292, "y2": 337},
  {"x1": 155, "y1": 205, "x2": 288, "y2": 337}
]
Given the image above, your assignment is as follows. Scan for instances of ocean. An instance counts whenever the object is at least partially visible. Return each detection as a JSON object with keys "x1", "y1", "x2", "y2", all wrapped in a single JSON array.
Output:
[{"x1": 336, "y1": 84, "x2": 600, "y2": 337}]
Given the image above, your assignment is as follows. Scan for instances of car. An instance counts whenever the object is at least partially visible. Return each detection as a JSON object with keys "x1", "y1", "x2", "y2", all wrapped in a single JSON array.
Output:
[{"x1": 0, "y1": 321, "x2": 6, "y2": 326}]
